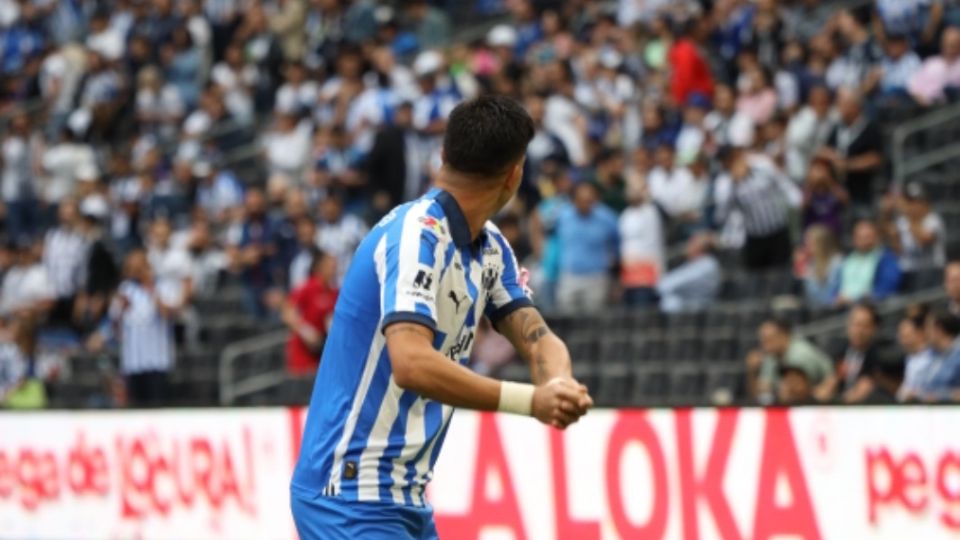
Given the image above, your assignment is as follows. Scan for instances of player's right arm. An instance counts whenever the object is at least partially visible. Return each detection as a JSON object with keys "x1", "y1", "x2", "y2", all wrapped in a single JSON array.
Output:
[
  {"x1": 379, "y1": 207, "x2": 587, "y2": 428},
  {"x1": 385, "y1": 322, "x2": 587, "y2": 428}
]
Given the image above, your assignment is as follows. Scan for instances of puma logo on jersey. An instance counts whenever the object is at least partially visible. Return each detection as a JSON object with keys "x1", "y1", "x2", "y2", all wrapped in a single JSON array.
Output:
[{"x1": 448, "y1": 291, "x2": 469, "y2": 313}]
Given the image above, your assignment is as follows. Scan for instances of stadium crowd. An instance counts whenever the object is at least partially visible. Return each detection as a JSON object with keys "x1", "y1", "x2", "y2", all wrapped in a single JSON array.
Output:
[{"x1": 0, "y1": 0, "x2": 959, "y2": 408}]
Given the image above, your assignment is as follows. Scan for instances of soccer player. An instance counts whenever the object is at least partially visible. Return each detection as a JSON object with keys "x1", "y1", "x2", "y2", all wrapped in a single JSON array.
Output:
[{"x1": 290, "y1": 95, "x2": 593, "y2": 539}]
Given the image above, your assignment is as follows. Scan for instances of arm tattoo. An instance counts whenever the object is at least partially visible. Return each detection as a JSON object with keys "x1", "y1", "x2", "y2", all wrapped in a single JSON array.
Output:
[
  {"x1": 503, "y1": 307, "x2": 552, "y2": 348},
  {"x1": 524, "y1": 326, "x2": 550, "y2": 344}
]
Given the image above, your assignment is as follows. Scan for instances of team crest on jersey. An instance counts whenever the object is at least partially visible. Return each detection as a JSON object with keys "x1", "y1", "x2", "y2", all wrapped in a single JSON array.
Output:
[{"x1": 418, "y1": 216, "x2": 446, "y2": 236}]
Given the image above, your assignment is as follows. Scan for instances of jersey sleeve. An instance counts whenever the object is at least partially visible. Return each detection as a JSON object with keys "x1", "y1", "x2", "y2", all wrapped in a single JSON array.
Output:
[
  {"x1": 379, "y1": 206, "x2": 446, "y2": 334},
  {"x1": 484, "y1": 232, "x2": 534, "y2": 324}
]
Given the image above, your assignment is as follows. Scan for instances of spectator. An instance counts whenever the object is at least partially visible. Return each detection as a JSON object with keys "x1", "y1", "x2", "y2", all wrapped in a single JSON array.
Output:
[
  {"x1": 714, "y1": 146, "x2": 801, "y2": 270},
  {"x1": 736, "y1": 66, "x2": 778, "y2": 125},
  {"x1": 555, "y1": 182, "x2": 618, "y2": 313},
  {"x1": 830, "y1": 9, "x2": 882, "y2": 93},
  {"x1": 262, "y1": 109, "x2": 313, "y2": 190},
  {"x1": 592, "y1": 148, "x2": 627, "y2": 214},
  {"x1": 784, "y1": 0, "x2": 833, "y2": 42},
  {"x1": 818, "y1": 89, "x2": 884, "y2": 211},
  {"x1": 897, "y1": 304, "x2": 935, "y2": 402},
  {"x1": 802, "y1": 157, "x2": 849, "y2": 237},
  {"x1": 656, "y1": 232, "x2": 720, "y2": 314},
  {"x1": 914, "y1": 309, "x2": 960, "y2": 402},
  {"x1": 73, "y1": 196, "x2": 120, "y2": 332},
  {"x1": 145, "y1": 216, "x2": 194, "y2": 324},
  {"x1": 834, "y1": 219, "x2": 902, "y2": 305},
  {"x1": 675, "y1": 93, "x2": 711, "y2": 165},
  {"x1": 42, "y1": 199, "x2": 91, "y2": 329},
  {"x1": 908, "y1": 26, "x2": 960, "y2": 105},
  {"x1": 814, "y1": 303, "x2": 895, "y2": 403},
  {"x1": 401, "y1": 0, "x2": 451, "y2": 50},
  {"x1": 366, "y1": 101, "x2": 424, "y2": 212},
  {"x1": 0, "y1": 315, "x2": 46, "y2": 409},
  {"x1": 40, "y1": 121, "x2": 96, "y2": 217},
  {"x1": 785, "y1": 85, "x2": 836, "y2": 183},
  {"x1": 528, "y1": 169, "x2": 573, "y2": 311},
  {"x1": 704, "y1": 84, "x2": 755, "y2": 148},
  {"x1": 746, "y1": 317, "x2": 833, "y2": 405},
  {"x1": 229, "y1": 188, "x2": 280, "y2": 319},
  {"x1": 647, "y1": 143, "x2": 706, "y2": 221},
  {"x1": 867, "y1": 33, "x2": 922, "y2": 106},
  {"x1": 668, "y1": 18, "x2": 714, "y2": 106},
  {"x1": 194, "y1": 161, "x2": 244, "y2": 223},
  {"x1": 111, "y1": 249, "x2": 181, "y2": 408},
  {"x1": 289, "y1": 216, "x2": 318, "y2": 290},
  {"x1": 795, "y1": 225, "x2": 843, "y2": 309},
  {"x1": 282, "y1": 248, "x2": 338, "y2": 376},
  {"x1": 1, "y1": 111, "x2": 42, "y2": 239},
  {"x1": 882, "y1": 181, "x2": 947, "y2": 274},
  {"x1": 777, "y1": 361, "x2": 819, "y2": 405},
  {"x1": 618, "y1": 179, "x2": 664, "y2": 308},
  {"x1": 135, "y1": 65, "x2": 185, "y2": 140},
  {"x1": 315, "y1": 192, "x2": 368, "y2": 285},
  {"x1": 947, "y1": 260, "x2": 960, "y2": 315},
  {"x1": 0, "y1": 238, "x2": 53, "y2": 317},
  {"x1": 875, "y1": 0, "x2": 944, "y2": 55}
]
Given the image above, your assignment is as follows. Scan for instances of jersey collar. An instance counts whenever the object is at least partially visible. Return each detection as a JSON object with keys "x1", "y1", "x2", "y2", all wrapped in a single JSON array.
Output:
[{"x1": 432, "y1": 188, "x2": 480, "y2": 248}]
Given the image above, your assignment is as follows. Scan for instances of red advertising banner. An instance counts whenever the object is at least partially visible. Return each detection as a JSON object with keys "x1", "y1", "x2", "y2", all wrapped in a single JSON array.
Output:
[{"x1": 1, "y1": 407, "x2": 959, "y2": 539}]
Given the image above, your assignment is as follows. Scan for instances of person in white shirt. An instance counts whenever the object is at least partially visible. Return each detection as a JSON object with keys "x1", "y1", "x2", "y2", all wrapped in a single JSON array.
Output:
[
  {"x1": 618, "y1": 178, "x2": 664, "y2": 307},
  {"x1": 41, "y1": 124, "x2": 96, "y2": 210},
  {"x1": 0, "y1": 239, "x2": 53, "y2": 317},
  {"x1": 704, "y1": 83, "x2": 755, "y2": 148},
  {"x1": 146, "y1": 217, "x2": 195, "y2": 310},
  {"x1": 316, "y1": 193, "x2": 368, "y2": 286},
  {"x1": 647, "y1": 143, "x2": 708, "y2": 220},
  {"x1": 262, "y1": 110, "x2": 314, "y2": 188},
  {"x1": 785, "y1": 85, "x2": 836, "y2": 183}
]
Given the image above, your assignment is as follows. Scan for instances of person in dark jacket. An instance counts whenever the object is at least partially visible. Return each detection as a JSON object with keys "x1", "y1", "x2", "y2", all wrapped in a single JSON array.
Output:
[{"x1": 365, "y1": 101, "x2": 422, "y2": 218}]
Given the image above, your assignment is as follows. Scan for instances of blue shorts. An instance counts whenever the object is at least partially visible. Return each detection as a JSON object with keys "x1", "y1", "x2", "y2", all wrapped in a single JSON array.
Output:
[{"x1": 290, "y1": 492, "x2": 439, "y2": 540}]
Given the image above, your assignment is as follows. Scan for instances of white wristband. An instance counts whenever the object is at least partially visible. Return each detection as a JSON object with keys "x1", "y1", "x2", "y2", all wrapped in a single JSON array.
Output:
[{"x1": 498, "y1": 381, "x2": 536, "y2": 416}]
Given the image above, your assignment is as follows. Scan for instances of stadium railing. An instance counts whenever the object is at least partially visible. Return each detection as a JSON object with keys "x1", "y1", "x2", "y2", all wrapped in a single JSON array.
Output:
[
  {"x1": 892, "y1": 101, "x2": 960, "y2": 186},
  {"x1": 219, "y1": 328, "x2": 288, "y2": 406}
]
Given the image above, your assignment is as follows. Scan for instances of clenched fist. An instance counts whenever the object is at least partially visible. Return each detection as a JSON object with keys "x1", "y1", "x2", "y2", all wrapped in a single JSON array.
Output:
[{"x1": 532, "y1": 377, "x2": 593, "y2": 430}]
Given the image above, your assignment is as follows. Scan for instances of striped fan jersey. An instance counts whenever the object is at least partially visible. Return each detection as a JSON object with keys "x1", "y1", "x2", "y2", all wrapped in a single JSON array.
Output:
[{"x1": 291, "y1": 188, "x2": 532, "y2": 507}]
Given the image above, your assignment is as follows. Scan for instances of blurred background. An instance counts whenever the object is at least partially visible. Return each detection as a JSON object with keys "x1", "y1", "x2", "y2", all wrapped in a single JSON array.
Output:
[{"x1": 0, "y1": 0, "x2": 959, "y2": 415}]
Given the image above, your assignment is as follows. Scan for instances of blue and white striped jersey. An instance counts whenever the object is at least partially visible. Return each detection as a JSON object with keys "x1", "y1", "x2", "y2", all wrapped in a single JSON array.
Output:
[{"x1": 291, "y1": 188, "x2": 532, "y2": 507}]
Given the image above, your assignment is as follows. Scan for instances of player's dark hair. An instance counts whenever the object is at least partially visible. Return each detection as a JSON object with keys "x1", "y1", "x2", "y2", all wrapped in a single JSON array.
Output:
[{"x1": 442, "y1": 95, "x2": 535, "y2": 179}]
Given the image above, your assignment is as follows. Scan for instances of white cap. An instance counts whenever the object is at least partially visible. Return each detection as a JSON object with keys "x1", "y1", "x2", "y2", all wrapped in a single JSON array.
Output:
[
  {"x1": 76, "y1": 162, "x2": 100, "y2": 182},
  {"x1": 487, "y1": 24, "x2": 518, "y2": 48},
  {"x1": 413, "y1": 50, "x2": 444, "y2": 77},
  {"x1": 67, "y1": 108, "x2": 92, "y2": 136},
  {"x1": 80, "y1": 195, "x2": 109, "y2": 219}
]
